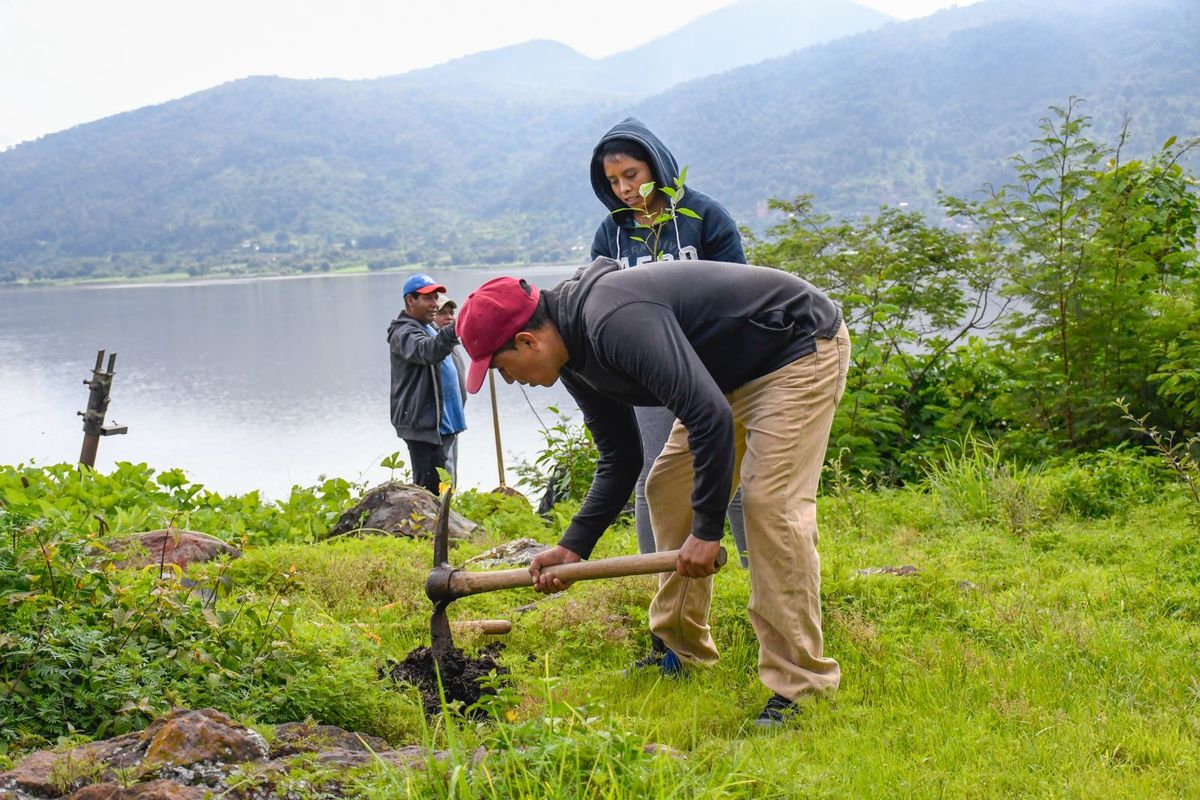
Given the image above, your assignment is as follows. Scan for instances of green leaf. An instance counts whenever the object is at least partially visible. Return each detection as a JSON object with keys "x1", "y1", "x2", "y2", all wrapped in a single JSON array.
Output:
[{"x1": 676, "y1": 207, "x2": 702, "y2": 220}]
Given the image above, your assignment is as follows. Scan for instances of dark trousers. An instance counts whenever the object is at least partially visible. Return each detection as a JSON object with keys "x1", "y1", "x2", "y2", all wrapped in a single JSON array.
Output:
[{"x1": 405, "y1": 438, "x2": 448, "y2": 495}]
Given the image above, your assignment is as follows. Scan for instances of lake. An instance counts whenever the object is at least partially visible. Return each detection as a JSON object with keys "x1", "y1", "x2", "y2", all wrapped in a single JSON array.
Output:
[{"x1": 0, "y1": 266, "x2": 581, "y2": 499}]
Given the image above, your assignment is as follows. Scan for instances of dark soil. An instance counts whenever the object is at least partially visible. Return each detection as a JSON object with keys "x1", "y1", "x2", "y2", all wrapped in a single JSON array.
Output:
[{"x1": 384, "y1": 643, "x2": 508, "y2": 717}]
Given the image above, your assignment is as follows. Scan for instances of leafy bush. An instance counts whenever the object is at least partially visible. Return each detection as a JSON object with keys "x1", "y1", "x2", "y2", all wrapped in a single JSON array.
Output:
[
  {"x1": 1037, "y1": 447, "x2": 1166, "y2": 519},
  {"x1": 514, "y1": 409, "x2": 599, "y2": 510},
  {"x1": 923, "y1": 437, "x2": 1173, "y2": 534},
  {"x1": 0, "y1": 464, "x2": 412, "y2": 746},
  {"x1": 921, "y1": 437, "x2": 1053, "y2": 535},
  {"x1": 0, "y1": 504, "x2": 297, "y2": 744},
  {"x1": 453, "y1": 489, "x2": 555, "y2": 543},
  {"x1": 0, "y1": 462, "x2": 357, "y2": 546}
]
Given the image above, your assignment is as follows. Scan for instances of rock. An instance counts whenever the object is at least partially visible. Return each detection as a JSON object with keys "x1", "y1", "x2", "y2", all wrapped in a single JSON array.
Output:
[
  {"x1": 326, "y1": 482, "x2": 477, "y2": 540},
  {"x1": 463, "y1": 538, "x2": 549, "y2": 568},
  {"x1": 0, "y1": 749, "x2": 62, "y2": 796},
  {"x1": 2, "y1": 709, "x2": 466, "y2": 799},
  {"x1": 65, "y1": 784, "x2": 124, "y2": 800},
  {"x1": 375, "y1": 746, "x2": 449, "y2": 771},
  {"x1": 306, "y1": 748, "x2": 375, "y2": 770},
  {"x1": 269, "y1": 723, "x2": 387, "y2": 758},
  {"x1": 100, "y1": 529, "x2": 240, "y2": 571},
  {"x1": 141, "y1": 709, "x2": 268, "y2": 778},
  {"x1": 958, "y1": 580, "x2": 980, "y2": 592},
  {"x1": 855, "y1": 565, "x2": 920, "y2": 577},
  {"x1": 644, "y1": 743, "x2": 686, "y2": 760},
  {"x1": 124, "y1": 782, "x2": 207, "y2": 800},
  {"x1": 74, "y1": 732, "x2": 151, "y2": 771},
  {"x1": 67, "y1": 781, "x2": 207, "y2": 799}
]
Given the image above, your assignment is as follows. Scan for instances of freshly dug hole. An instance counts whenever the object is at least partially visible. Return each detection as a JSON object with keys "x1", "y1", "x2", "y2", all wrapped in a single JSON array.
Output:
[{"x1": 385, "y1": 643, "x2": 508, "y2": 717}]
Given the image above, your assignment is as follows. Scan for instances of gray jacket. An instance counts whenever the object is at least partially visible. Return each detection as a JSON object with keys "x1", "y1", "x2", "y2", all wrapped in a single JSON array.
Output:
[
  {"x1": 546, "y1": 257, "x2": 842, "y2": 557},
  {"x1": 387, "y1": 314, "x2": 459, "y2": 444}
]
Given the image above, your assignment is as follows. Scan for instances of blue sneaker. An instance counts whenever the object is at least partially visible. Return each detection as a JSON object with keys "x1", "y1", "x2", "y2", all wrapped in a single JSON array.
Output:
[
  {"x1": 659, "y1": 648, "x2": 685, "y2": 678},
  {"x1": 628, "y1": 635, "x2": 685, "y2": 678}
]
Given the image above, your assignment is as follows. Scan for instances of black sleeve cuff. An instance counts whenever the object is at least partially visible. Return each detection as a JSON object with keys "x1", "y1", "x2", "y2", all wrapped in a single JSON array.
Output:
[
  {"x1": 690, "y1": 507, "x2": 727, "y2": 542},
  {"x1": 557, "y1": 526, "x2": 599, "y2": 560}
]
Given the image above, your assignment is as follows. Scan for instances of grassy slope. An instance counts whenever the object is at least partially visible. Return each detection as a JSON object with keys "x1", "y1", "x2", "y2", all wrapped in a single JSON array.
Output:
[{"x1": 224, "y1": 486, "x2": 1200, "y2": 798}]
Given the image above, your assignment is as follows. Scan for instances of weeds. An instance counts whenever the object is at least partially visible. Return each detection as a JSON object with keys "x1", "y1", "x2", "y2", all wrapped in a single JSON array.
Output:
[
  {"x1": 825, "y1": 447, "x2": 871, "y2": 531},
  {"x1": 1119, "y1": 398, "x2": 1200, "y2": 524},
  {"x1": 922, "y1": 436, "x2": 1048, "y2": 535},
  {"x1": 514, "y1": 407, "x2": 597, "y2": 512}
]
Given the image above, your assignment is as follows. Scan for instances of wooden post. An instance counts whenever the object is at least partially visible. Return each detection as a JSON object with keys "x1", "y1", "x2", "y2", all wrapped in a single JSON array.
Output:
[{"x1": 78, "y1": 349, "x2": 128, "y2": 467}]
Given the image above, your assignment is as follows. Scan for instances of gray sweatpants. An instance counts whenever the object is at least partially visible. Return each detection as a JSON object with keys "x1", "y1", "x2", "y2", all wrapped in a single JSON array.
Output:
[{"x1": 633, "y1": 405, "x2": 749, "y2": 568}]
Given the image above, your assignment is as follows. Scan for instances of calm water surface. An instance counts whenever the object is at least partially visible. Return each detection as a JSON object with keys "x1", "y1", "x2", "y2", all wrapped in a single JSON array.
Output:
[{"x1": 0, "y1": 266, "x2": 580, "y2": 498}]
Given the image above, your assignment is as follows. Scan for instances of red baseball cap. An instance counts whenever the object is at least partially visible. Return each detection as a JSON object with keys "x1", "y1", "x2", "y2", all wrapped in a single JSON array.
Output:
[{"x1": 457, "y1": 277, "x2": 541, "y2": 394}]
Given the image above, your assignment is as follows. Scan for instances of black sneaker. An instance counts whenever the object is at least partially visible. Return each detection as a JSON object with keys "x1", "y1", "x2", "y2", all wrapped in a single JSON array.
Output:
[{"x1": 754, "y1": 693, "x2": 799, "y2": 728}]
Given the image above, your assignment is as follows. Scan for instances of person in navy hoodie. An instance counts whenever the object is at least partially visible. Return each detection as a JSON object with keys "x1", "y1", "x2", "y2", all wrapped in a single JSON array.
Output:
[
  {"x1": 589, "y1": 117, "x2": 745, "y2": 268},
  {"x1": 589, "y1": 117, "x2": 750, "y2": 671}
]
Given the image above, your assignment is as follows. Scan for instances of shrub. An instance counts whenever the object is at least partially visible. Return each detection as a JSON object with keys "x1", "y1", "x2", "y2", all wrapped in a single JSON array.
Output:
[{"x1": 1037, "y1": 447, "x2": 1166, "y2": 519}]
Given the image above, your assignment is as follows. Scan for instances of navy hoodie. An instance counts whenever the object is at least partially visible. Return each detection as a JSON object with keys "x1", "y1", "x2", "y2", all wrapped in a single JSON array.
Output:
[
  {"x1": 589, "y1": 118, "x2": 746, "y2": 267},
  {"x1": 545, "y1": 258, "x2": 842, "y2": 559}
]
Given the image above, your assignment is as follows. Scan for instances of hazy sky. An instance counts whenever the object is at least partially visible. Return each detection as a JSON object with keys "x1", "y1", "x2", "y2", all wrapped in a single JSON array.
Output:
[{"x1": 0, "y1": 0, "x2": 981, "y2": 148}]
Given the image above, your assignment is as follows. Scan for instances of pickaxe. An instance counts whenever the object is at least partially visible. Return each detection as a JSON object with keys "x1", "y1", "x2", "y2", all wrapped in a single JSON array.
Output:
[{"x1": 425, "y1": 488, "x2": 727, "y2": 663}]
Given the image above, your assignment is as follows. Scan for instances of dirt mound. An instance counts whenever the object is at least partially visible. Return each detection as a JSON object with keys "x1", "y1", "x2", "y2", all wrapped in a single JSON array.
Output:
[{"x1": 385, "y1": 644, "x2": 508, "y2": 717}]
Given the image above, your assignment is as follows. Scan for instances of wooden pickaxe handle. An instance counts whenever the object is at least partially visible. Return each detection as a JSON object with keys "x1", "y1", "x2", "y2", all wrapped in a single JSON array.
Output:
[{"x1": 446, "y1": 546, "x2": 727, "y2": 598}]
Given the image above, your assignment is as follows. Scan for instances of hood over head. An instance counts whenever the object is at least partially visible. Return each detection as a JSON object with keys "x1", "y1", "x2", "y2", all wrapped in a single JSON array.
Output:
[{"x1": 589, "y1": 118, "x2": 681, "y2": 218}]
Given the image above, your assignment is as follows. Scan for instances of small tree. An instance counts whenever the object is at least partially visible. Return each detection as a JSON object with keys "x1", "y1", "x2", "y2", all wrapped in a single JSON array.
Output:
[
  {"x1": 946, "y1": 98, "x2": 1200, "y2": 451},
  {"x1": 749, "y1": 197, "x2": 1009, "y2": 479}
]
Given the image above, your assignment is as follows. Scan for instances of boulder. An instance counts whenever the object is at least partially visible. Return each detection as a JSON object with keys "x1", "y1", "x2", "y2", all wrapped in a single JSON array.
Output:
[
  {"x1": 463, "y1": 538, "x2": 549, "y2": 568},
  {"x1": 326, "y1": 482, "x2": 477, "y2": 540},
  {"x1": 0, "y1": 749, "x2": 61, "y2": 796},
  {"x1": 100, "y1": 530, "x2": 240, "y2": 571},
  {"x1": 0, "y1": 709, "x2": 464, "y2": 799},
  {"x1": 268, "y1": 723, "x2": 387, "y2": 758},
  {"x1": 0, "y1": 709, "x2": 266, "y2": 797},
  {"x1": 67, "y1": 781, "x2": 207, "y2": 799},
  {"x1": 141, "y1": 709, "x2": 268, "y2": 777}
]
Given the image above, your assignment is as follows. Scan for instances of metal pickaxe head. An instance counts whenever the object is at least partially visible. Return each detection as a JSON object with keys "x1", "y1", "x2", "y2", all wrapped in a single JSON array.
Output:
[
  {"x1": 425, "y1": 487, "x2": 520, "y2": 663},
  {"x1": 426, "y1": 488, "x2": 455, "y2": 662}
]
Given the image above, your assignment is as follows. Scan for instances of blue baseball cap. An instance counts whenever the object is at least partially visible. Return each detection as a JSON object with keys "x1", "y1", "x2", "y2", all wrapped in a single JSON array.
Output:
[{"x1": 402, "y1": 273, "x2": 447, "y2": 296}]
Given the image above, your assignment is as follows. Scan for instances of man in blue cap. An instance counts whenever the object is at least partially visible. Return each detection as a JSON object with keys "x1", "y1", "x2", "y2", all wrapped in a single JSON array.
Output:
[{"x1": 387, "y1": 273, "x2": 461, "y2": 494}]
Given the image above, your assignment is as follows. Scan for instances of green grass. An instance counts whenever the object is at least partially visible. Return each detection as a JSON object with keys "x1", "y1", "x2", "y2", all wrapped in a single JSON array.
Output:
[
  {"x1": 3, "y1": 463, "x2": 1198, "y2": 797},
  {"x1": 222, "y1": 483, "x2": 1200, "y2": 797}
]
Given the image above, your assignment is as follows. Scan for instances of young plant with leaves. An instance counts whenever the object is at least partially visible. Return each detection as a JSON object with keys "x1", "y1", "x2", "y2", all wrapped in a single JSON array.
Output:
[{"x1": 613, "y1": 166, "x2": 702, "y2": 262}]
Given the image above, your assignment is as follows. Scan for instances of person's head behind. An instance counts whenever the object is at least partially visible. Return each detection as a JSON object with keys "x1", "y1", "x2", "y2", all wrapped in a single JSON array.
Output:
[
  {"x1": 457, "y1": 277, "x2": 563, "y2": 393},
  {"x1": 402, "y1": 273, "x2": 446, "y2": 325},
  {"x1": 434, "y1": 297, "x2": 457, "y2": 329},
  {"x1": 598, "y1": 138, "x2": 663, "y2": 214}
]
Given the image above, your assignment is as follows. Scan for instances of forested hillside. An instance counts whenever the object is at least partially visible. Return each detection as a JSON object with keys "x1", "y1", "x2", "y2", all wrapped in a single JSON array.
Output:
[{"x1": 0, "y1": 0, "x2": 1195, "y2": 281}]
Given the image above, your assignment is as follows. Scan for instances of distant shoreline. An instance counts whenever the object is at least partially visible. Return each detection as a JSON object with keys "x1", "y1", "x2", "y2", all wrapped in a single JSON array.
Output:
[{"x1": 0, "y1": 260, "x2": 580, "y2": 292}]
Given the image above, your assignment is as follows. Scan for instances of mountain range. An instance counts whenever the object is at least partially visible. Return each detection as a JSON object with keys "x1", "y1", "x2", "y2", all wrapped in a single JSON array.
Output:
[{"x1": 0, "y1": 0, "x2": 1196, "y2": 280}]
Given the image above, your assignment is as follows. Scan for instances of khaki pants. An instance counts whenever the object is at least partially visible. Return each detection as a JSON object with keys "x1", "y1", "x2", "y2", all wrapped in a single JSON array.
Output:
[{"x1": 645, "y1": 323, "x2": 850, "y2": 700}]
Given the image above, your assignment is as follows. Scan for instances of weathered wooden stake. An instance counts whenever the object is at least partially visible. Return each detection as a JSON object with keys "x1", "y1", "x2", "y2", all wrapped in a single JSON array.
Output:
[{"x1": 78, "y1": 349, "x2": 128, "y2": 467}]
